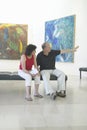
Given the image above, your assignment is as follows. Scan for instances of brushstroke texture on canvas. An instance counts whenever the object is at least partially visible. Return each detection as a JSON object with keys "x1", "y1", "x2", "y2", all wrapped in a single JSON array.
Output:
[{"x1": 45, "y1": 15, "x2": 75, "y2": 62}]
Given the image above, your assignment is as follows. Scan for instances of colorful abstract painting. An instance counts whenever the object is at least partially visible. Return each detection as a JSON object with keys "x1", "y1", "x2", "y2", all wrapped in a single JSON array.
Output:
[
  {"x1": 45, "y1": 15, "x2": 75, "y2": 62},
  {"x1": 0, "y1": 23, "x2": 28, "y2": 59}
]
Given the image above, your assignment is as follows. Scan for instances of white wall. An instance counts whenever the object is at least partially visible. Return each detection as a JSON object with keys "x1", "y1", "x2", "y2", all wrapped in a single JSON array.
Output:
[{"x1": 0, "y1": 0, "x2": 87, "y2": 76}]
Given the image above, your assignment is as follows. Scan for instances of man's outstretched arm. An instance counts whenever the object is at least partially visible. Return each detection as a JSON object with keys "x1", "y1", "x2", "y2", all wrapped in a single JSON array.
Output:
[{"x1": 61, "y1": 46, "x2": 79, "y2": 54}]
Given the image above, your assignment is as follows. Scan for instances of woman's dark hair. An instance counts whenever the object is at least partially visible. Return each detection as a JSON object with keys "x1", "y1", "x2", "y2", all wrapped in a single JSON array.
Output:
[{"x1": 25, "y1": 44, "x2": 37, "y2": 56}]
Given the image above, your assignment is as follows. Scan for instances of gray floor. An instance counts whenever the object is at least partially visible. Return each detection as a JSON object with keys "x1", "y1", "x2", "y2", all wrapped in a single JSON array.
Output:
[{"x1": 0, "y1": 76, "x2": 87, "y2": 130}]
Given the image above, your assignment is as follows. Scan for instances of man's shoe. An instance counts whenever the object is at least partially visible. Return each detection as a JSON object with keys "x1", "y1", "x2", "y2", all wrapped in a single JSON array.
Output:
[
  {"x1": 50, "y1": 93, "x2": 57, "y2": 100},
  {"x1": 46, "y1": 93, "x2": 50, "y2": 96},
  {"x1": 56, "y1": 91, "x2": 66, "y2": 97}
]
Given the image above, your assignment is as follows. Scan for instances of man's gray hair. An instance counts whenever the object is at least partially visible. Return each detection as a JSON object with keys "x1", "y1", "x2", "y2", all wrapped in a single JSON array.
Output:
[{"x1": 42, "y1": 42, "x2": 48, "y2": 49}]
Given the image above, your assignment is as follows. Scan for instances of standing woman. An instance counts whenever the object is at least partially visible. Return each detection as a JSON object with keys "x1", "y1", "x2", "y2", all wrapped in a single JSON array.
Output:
[{"x1": 18, "y1": 44, "x2": 43, "y2": 101}]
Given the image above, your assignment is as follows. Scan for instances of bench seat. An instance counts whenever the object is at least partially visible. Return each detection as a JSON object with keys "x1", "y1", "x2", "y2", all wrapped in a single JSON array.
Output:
[{"x1": 0, "y1": 71, "x2": 68, "y2": 81}]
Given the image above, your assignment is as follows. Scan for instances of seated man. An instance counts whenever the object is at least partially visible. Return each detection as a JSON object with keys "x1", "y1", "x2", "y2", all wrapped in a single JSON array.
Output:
[{"x1": 37, "y1": 42, "x2": 79, "y2": 100}]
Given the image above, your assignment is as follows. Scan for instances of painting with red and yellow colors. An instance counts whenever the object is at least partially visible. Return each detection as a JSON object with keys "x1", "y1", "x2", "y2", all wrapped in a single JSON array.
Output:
[{"x1": 0, "y1": 23, "x2": 28, "y2": 59}]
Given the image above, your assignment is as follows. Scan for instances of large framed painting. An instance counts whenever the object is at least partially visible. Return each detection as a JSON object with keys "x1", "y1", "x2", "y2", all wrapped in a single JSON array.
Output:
[
  {"x1": 0, "y1": 23, "x2": 28, "y2": 59},
  {"x1": 45, "y1": 15, "x2": 76, "y2": 62}
]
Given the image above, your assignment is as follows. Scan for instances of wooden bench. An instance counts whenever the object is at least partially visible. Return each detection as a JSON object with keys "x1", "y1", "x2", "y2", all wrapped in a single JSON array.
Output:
[{"x1": 79, "y1": 67, "x2": 87, "y2": 79}]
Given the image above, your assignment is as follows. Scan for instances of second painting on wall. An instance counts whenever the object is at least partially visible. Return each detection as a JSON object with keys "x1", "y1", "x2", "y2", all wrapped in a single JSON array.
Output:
[{"x1": 45, "y1": 15, "x2": 76, "y2": 62}]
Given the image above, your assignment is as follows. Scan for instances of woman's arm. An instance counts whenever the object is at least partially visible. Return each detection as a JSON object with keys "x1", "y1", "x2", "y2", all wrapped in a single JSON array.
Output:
[
  {"x1": 33, "y1": 54, "x2": 40, "y2": 73},
  {"x1": 33, "y1": 54, "x2": 38, "y2": 69},
  {"x1": 20, "y1": 55, "x2": 29, "y2": 74},
  {"x1": 61, "y1": 46, "x2": 79, "y2": 54}
]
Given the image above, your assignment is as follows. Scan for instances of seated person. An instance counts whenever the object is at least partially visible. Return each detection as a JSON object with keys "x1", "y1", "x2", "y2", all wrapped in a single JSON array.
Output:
[
  {"x1": 18, "y1": 44, "x2": 43, "y2": 101},
  {"x1": 37, "y1": 42, "x2": 79, "y2": 100}
]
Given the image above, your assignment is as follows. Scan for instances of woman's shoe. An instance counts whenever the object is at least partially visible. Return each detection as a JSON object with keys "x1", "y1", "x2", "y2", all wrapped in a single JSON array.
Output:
[
  {"x1": 34, "y1": 94, "x2": 43, "y2": 98},
  {"x1": 25, "y1": 97, "x2": 33, "y2": 101}
]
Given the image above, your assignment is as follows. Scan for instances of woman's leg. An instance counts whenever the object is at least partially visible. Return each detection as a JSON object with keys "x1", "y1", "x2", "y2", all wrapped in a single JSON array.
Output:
[
  {"x1": 25, "y1": 86, "x2": 33, "y2": 101},
  {"x1": 18, "y1": 70, "x2": 33, "y2": 101},
  {"x1": 34, "y1": 75, "x2": 43, "y2": 98}
]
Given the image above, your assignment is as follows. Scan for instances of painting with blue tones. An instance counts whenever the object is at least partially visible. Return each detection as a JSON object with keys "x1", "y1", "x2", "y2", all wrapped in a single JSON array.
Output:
[{"x1": 45, "y1": 15, "x2": 75, "y2": 62}]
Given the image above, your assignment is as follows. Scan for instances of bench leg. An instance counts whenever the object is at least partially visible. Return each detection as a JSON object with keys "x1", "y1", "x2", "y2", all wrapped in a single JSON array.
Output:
[{"x1": 80, "y1": 71, "x2": 81, "y2": 79}]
